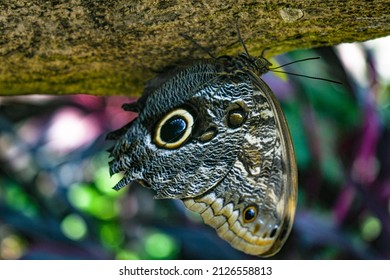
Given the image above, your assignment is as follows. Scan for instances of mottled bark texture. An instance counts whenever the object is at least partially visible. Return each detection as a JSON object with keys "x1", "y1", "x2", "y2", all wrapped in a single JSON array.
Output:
[{"x1": 0, "y1": 0, "x2": 389, "y2": 96}]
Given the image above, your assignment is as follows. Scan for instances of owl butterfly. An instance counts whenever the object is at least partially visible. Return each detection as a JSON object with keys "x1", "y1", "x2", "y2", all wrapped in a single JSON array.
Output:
[{"x1": 107, "y1": 25, "x2": 299, "y2": 257}]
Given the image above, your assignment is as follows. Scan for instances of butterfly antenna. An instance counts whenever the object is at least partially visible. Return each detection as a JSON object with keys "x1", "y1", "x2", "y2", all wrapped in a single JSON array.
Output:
[
  {"x1": 269, "y1": 57, "x2": 321, "y2": 70},
  {"x1": 260, "y1": 47, "x2": 270, "y2": 58},
  {"x1": 235, "y1": 18, "x2": 250, "y2": 57},
  {"x1": 270, "y1": 69, "x2": 342, "y2": 84},
  {"x1": 269, "y1": 56, "x2": 342, "y2": 84},
  {"x1": 179, "y1": 33, "x2": 217, "y2": 59}
]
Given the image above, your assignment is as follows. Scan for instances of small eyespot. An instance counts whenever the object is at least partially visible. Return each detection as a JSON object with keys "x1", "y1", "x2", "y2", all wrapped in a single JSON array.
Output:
[
  {"x1": 226, "y1": 101, "x2": 248, "y2": 128},
  {"x1": 269, "y1": 227, "x2": 278, "y2": 238},
  {"x1": 243, "y1": 205, "x2": 257, "y2": 223},
  {"x1": 228, "y1": 111, "x2": 245, "y2": 127},
  {"x1": 278, "y1": 227, "x2": 288, "y2": 241},
  {"x1": 154, "y1": 108, "x2": 194, "y2": 149},
  {"x1": 199, "y1": 126, "x2": 218, "y2": 142}
]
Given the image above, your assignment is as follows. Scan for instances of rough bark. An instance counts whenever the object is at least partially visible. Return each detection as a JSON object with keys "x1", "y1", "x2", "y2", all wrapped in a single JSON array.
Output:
[{"x1": 0, "y1": 0, "x2": 389, "y2": 96}]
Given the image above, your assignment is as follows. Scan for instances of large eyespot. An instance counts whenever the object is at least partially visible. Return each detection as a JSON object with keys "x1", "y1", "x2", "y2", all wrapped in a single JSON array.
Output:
[
  {"x1": 243, "y1": 205, "x2": 258, "y2": 223},
  {"x1": 226, "y1": 101, "x2": 248, "y2": 128},
  {"x1": 154, "y1": 108, "x2": 194, "y2": 149}
]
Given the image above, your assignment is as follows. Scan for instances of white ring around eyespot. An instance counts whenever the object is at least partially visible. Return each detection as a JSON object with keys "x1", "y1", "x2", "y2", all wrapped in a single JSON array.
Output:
[{"x1": 154, "y1": 108, "x2": 194, "y2": 149}]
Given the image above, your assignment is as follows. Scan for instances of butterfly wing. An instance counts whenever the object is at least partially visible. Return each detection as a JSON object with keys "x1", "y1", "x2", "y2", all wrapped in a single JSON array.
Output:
[
  {"x1": 109, "y1": 59, "x2": 297, "y2": 256},
  {"x1": 183, "y1": 75, "x2": 298, "y2": 256},
  {"x1": 109, "y1": 62, "x2": 250, "y2": 199}
]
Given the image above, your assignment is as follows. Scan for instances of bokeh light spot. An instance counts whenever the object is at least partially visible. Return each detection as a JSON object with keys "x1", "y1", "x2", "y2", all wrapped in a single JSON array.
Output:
[
  {"x1": 116, "y1": 249, "x2": 140, "y2": 260},
  {"x1": 47, "y1": 108, "x2": 100, "y2": 152},
  {"x1": 144, "y1": 232, "x2": 179, "y2": 259},
  {"x1": 94, "y1": 167, "x2": 123, "y2": 197},
  {"x1": 100, "y1": 223, "x2": 124, "y2": 248},
  {"x1": 68, "y1": 183, "x2": 96, "y2": 210},
  {"x1": 90, "y1": 196, "x2": 118, "y2": 220},
  {"x1": 68, "y1": 183, "x2": 118, "y2": 220},
  {"x1": 61, "y1": 214, "x2": 87, "y2": 240},
  {"x1": 0, "y1": 234, "x2": 26, "y2": 260},
  {"x1": 360, "y1": 215, "x2": 382, "y2": 242},
  {"x1": 5, "y1": 183, "x2": 37, "y2": 217}
]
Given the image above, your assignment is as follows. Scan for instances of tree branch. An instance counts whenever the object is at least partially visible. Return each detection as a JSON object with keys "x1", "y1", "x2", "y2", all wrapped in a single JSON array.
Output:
[{"x1": 0, "y1": 0, "x2": 389, "y2": 96}]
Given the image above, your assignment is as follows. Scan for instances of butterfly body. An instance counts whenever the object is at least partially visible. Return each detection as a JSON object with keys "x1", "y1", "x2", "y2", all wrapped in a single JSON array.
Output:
[{"x1": 108, "y1": 53, "x2": 298, "y2": 257}]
